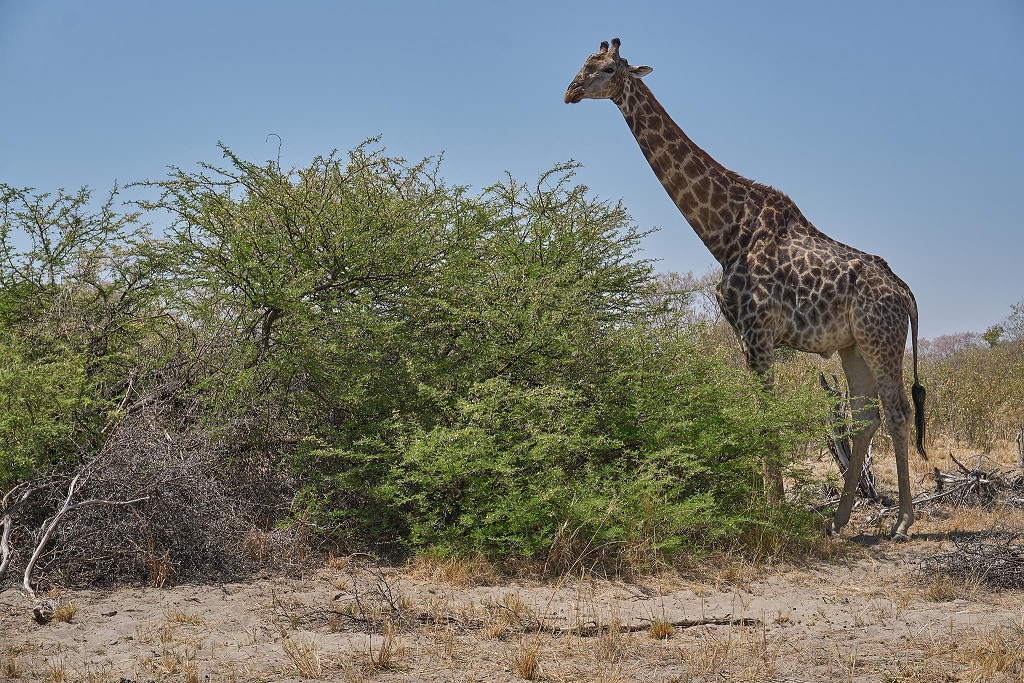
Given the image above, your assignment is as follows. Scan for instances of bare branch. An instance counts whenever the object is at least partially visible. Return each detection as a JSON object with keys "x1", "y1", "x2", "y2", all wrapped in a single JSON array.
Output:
[
  {"x1": 0, "y1": 483, "x2": 41, "y2": 581},
  {"x1": 20, "y1": 467, "x2": 148, "y2": 595},
  {"x1": 1016, "y1": 424, "x2": 1024, "y2": 470}
]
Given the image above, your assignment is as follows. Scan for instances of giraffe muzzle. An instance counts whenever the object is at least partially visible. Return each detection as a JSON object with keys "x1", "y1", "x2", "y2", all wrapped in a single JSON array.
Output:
[{"x1": 564, "y1": 83, "x2": 584, "y2": 104}]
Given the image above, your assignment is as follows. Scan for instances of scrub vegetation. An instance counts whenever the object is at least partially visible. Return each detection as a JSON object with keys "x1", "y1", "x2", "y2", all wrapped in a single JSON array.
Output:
[{"x1": 0, "y1": 142, "x2": 1020, "y2": 589}]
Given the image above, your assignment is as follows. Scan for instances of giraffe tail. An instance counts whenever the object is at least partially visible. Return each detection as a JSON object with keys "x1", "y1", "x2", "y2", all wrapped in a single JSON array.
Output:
[{"x1": 909, "y1": 293, "x2": 927, "y2": 459}]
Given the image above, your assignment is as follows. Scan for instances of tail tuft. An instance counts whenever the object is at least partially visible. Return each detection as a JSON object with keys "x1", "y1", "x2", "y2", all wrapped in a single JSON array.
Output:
[{"x1": 912, "y1": 382, "x2": 927, "y2": 459}]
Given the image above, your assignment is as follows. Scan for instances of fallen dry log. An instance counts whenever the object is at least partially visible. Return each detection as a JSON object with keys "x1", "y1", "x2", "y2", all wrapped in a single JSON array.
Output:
[
  {"x1": 531, "y1": 615, "x2": 763, "y2": 637},
  {"x1": 412, "y1": 611, "x2": 762, "y2": 637}
]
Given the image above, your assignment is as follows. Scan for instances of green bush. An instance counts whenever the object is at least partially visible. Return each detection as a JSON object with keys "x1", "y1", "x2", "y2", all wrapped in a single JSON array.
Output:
[
  {"x1": 0, "y1": 185, "x2": 164, "y2": 487},
  {"x1": 143, "y1": 142, "x2": 830, "y2": 560},
  {"x1": 0, "y1": 340, "x2": 95, "y2": 482},
  {"x1": 290, "y1": 323, "x2": 827, "y2": 561},
  {"x1": 3, "y1": 143, "x2": 832, "y2": 569}
]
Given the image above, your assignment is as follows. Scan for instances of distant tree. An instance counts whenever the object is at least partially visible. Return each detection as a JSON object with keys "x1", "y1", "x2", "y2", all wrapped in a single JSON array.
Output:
[
  {"x1": 1003, "y1": 300, "x2": 1024, "y2": 342},
  {"x1": 918, "y1": 332, "x2": 984, "y2": 362},
  {"x1": 982, "y1": 324, "x2": 1004, "y2": 348}
]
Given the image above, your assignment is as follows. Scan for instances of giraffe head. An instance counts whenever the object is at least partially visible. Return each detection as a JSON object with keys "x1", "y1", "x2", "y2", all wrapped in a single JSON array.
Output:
[{"x1": 564, "y1": 38, "x2": 653, "y2": 104}]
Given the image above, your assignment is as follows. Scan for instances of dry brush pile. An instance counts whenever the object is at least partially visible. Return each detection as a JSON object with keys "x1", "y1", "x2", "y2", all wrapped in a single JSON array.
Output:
[{"x1": 0, "y1": 378, "x2": 300, "y2": 594}]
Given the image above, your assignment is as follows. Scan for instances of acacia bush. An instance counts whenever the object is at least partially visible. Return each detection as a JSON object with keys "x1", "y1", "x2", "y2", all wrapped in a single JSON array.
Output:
[
  {"x1": 135, "y1": 143, "x2": 829, "y2": 562},
  {"x1": 0, "y1": 184, "x2": 295, "y2": 588},
  {"x1": 0, "y1": 185, "x2": 166, "y2": 487},
  {"x1": 2, "y1": 143, "x2": 833, "y2": 586}
]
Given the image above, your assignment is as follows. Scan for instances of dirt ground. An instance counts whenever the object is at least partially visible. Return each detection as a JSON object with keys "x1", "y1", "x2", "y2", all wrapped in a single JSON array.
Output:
[{"x1": 3, "y1": 455, "x2": 1024, "y2": 682}]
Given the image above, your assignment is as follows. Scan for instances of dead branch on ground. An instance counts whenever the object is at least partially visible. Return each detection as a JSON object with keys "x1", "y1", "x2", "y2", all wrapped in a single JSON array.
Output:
[
  {"x1": 531, "y1": 615, "x2": 763, "y2": 637},
  {"x1": 863, "y1": 453, "x2": 1024, "y2": 527},
  {"x1": 330, "y1": 554, "x2": 413, "y2": 632},
  {"x1": 410, "y1": 609, "x2": 761, "y2": 636},
  {"x1": 923, "y1": 533, "x2": 1024, "y2": 589},
  {"x1": 923, "y1": 453, "x2": 1024, "y2": 507}
]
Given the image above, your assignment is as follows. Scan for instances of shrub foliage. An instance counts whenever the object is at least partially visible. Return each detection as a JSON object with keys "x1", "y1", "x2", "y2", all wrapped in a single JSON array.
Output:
[{"x1": 1, "y1": 143, "x2": 835, "y2": 584}]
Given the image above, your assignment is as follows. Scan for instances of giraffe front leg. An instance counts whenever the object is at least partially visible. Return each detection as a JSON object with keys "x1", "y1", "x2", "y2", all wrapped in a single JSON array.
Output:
[{"x1": 744, "y1": 334, "x2": 784, "y2": 502}]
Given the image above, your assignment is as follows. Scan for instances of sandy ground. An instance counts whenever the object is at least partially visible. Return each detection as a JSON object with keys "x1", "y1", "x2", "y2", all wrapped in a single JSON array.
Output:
[
  {"x1": 4, "y1": 445, "x2": 1024, "y2": 682},
  {"x1": 2, "y1": 509, "x2": 1023, "y2": 683}
]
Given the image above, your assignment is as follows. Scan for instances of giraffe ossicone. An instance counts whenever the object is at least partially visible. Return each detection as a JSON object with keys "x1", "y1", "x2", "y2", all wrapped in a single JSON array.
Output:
[{"x1": 566, "y1": 38, "x2": 926, "y2": 540}]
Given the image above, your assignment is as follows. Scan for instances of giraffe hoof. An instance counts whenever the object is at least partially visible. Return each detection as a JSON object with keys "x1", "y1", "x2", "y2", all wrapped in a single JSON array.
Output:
[
  {"x1": 891, "y1": 519, "x2": 913, "y2": 541},
  {"x1": 827, "y1": 519, "x2": 843, "y2": 536}
]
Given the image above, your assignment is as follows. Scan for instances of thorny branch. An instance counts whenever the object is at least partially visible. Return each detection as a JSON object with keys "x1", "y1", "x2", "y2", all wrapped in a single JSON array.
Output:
[{"x1": 924, "y1": 533, "x2": 1024, "y2": 589}]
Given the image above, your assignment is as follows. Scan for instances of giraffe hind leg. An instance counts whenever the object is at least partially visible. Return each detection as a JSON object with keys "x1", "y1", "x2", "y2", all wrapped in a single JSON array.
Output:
[
  {"x1": 830, "y1": 346, "x2": 881, "y2": 535},
  {"x1": 877, "y1": 375, "x2": 914, "y2": 540}
]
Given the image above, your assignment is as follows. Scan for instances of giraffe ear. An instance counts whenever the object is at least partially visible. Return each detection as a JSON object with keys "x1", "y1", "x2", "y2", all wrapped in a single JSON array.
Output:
[{"x1": 629, "y1": 65, "x2": 653, "y2": 78}]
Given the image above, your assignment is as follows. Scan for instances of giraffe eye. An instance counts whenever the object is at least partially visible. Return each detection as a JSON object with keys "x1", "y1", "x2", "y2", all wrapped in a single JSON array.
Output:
[{"x1": 603, "y1": 67, "x2": 615, "y2": 74}]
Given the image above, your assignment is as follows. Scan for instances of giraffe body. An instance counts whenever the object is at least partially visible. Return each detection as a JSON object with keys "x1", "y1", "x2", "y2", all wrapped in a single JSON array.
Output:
[{"x1": 566, "y1": 39, "x2": 926, "y2": 539}]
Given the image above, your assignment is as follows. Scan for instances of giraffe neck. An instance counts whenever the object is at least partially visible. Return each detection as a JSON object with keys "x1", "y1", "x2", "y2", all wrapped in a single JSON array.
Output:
[{"x1": 614, "y1": 78, "x2": 752, "y2": 264}]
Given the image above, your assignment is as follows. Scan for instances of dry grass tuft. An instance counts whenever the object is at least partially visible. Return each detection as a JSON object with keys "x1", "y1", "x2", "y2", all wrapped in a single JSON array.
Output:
[
  {"x1": 594, "y1": 608, "x2": 627, "y2": 664},
  {"x1": 483, "y1": 617, "x2": 511, "y2": 640},
  {"x1": 408, "y1": 553, "x2": 499, "y2": 587},
  {"x1": 501, "y1": 591, "x2": 535, "y2": 625},
  {"x1": 182, "y1": 652, "x2": 200, "y2": 683},
  {"x1": 242, "y1": 527, "x2": 270, "y2": 562},
  {"x1": 165, "y1": 609, "x2": 205, "y2": 625},
  {"x1": 676, "y1": 629, "x2": 732, "y2": 679},
  {"x1": 511, "y1": 641, "x2": 541, "y2": 680},
  {"x1": 481, "y1": 591, "x2": 537, "y2": 639},
  {"x1": 920, "y1": 573, "x2": 981, "y2": 603},
  {"x1": 648, "y1": 617, "x2": 674, "y2": 640},
  {"x1": 326, "y1": 552, "x2": 350, "y2": 571},
  {"x1": 278, "y1": 625, "x2": 323, "y2": 679},
  {"x1": 136, "y1": 630, "x2": 200, "y2": 681},
  {"x1": 368, "y1": 620, "x2": 402, "y2": 671},
  {"x1": 138, "y1": 536, "x2": 173, "y2": 589},
  {"x1": 49, "y1": 601, "x2": 77, "y2": 624},
  {"x1": 959, "y1": 625, "x2": 1024, "y2": 680},
  {"x1": 431, "y1": 621, "x2": 463, "y2": 666},
  {"x1": 42, "y1": 657, "x2": 71, "y2": 683},
  {"x1": 882, "y1": 659, "x2": 954, "y2": 683},
  {"x1": 1, "y1": 653, "x2": 25, "y2": 679},
  {"x1": 672, "y1": 620, "x2": 790, "y2": 681}
]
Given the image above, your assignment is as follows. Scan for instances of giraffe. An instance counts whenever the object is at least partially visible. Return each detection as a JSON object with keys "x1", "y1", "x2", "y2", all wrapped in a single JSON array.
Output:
[{"x1": 565, "y1": 38, "x2": 926, "y2": 540}]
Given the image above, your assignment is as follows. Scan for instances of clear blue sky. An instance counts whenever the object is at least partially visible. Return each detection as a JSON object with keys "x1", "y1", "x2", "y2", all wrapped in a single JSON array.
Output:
[{"x1": 2, "y1": 1, "x2": 1022, "y2": 339}]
